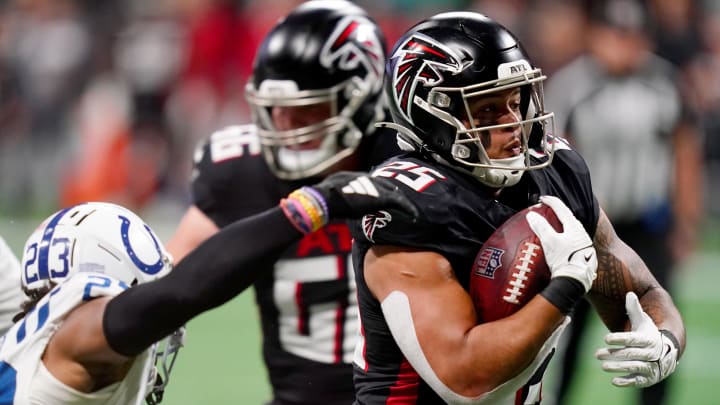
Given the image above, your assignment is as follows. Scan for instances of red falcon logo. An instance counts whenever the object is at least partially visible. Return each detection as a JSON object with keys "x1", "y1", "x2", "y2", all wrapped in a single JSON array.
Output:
[
  {"x1": 390, "y1": 33, "x2": 473, "y2": 123},
  {"x1": 320, "y1": 16, "x2": 384, "y2": 93},
  {"x1": 361, "y1": 210, "x2": 392, "y2": 243}
]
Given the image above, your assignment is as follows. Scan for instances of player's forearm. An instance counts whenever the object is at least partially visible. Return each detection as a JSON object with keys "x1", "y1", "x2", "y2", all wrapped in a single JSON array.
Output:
[
  {"x1": 383, "y1": 289, "x2": 564, "y2": 400},
  {"x1": 103, "y1": 206, "x2": 301, "y2": 356},
  {"x1": 462, "y1": 296, "x2": 566, "y2": 392}
]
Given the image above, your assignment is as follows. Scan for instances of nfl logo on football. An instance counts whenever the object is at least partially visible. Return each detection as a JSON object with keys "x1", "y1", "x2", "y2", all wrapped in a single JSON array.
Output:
[{"x1": 475, "y1": 247, "x2": 504, "y2": 279}]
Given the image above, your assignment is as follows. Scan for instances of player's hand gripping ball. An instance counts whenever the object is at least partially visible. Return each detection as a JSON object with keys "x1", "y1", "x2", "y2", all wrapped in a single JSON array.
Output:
[{"x1": 469, "y1": 203, "x2": 562, "y2": 322}]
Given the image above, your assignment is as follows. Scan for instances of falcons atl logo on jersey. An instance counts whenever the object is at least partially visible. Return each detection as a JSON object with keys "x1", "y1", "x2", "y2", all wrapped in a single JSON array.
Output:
[
  {"x1": 361, "y1": 210, "x2": 392, "y2": 243},
  {"x1": 390, "y1": 33, "x2": 473, "y2": 124}
]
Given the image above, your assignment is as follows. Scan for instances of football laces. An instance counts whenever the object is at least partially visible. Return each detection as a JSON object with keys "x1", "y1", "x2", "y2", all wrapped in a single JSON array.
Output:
[{"x1": 504, "y1": 241, "x2": 540, "y2": 304}]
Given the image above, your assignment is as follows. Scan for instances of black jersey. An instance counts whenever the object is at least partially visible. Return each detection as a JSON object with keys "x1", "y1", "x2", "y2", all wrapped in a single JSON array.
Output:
[
  {"x1": 191, "y1": 123, "x2": 399, "y2": 404},
  {"x1": 348, "y1": 139, "x2": 599, "y2": 404}
]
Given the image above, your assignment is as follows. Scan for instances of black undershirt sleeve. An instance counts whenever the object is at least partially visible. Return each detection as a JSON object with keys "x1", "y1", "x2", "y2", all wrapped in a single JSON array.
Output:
[{"x1": 103, "y1": 206, "x2": 301, "y2": 356}]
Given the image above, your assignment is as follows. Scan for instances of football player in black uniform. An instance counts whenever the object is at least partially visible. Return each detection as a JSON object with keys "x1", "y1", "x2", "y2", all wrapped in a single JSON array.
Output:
[
  {"x1": 165, "y1": 1, "x2": 397, "y2": 404},
  {"x1": 348, "y1": 12, "x2": 686, "y2": 404}
]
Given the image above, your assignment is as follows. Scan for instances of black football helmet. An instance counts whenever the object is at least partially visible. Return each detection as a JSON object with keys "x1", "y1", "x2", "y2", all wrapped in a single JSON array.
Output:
[
  {"x1": 245, "y1": 0, "x2": 387, "y2": 180},
  {"x1": 383, "y1": 12, "x2": 556, "y2": 188}
]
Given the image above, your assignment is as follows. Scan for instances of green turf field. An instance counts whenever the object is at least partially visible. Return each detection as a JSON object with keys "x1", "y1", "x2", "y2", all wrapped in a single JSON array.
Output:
[{"x1": 1, "y1": 216, "x2": 718, "y2": 404}]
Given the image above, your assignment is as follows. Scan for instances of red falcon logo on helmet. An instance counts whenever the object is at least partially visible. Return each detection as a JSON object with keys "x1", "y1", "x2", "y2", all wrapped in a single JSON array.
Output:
[
  {"x1": 320, "y1": 16, "x2": 384, "y2": 93},
  {"x1": 391, "y1": 33, "x2": 473, "y2": 123},
  {"x1": 361, "y1": 210, "x2": 392, "y2": 243}
]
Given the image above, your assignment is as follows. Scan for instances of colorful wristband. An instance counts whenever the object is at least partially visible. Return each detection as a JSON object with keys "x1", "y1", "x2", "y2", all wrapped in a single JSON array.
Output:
[
  {"x1": 280, "y1": 198, "x2": 314, "y2": 234},
  {"x1": 281, "y1": 188, "x2": 329, "y2": 234},
  {"x1": 302, "y1": 186, "x2": 329, "y2": 217}
]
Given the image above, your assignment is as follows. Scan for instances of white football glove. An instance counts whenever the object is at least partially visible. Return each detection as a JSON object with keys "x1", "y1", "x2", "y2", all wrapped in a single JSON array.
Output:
[
  {"x1": 595, "y1": 292, "x2": 679, "y2": 388},
  {"x1": 526, "y1": 195, "x2": 597, "y2": 292}
]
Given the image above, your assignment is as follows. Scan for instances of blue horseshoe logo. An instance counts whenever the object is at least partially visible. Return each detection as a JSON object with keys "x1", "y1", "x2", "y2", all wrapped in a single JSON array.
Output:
[{"x1": 118, "y1": 215, "x2": 165, "y2": 275}]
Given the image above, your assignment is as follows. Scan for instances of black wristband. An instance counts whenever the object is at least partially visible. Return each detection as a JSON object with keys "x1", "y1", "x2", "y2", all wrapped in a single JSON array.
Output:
[
  {"x1": 539, "y1": 277, "x2": 586, "y2": 314},
  {"x1": 659, "y1": 329, "x2": 680, "y2": 351}
]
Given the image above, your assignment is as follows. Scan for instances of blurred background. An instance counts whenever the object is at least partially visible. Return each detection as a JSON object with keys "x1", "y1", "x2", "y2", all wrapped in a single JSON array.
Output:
[
  {"x1": 0, "y1": 0, "x2": 718, "y2": 404},
  {"x1": 0, "y1": 0, "x2": 718, "y2": 218}
]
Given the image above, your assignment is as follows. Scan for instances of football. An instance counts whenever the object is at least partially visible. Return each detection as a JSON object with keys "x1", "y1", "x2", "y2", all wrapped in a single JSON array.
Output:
[{"x1": 469, "y1": 203, "x2": 562, "y2": 323}]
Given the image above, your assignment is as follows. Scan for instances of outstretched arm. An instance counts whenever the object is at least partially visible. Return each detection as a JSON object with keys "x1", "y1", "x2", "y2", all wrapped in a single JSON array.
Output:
[
  {"x1": 103, "y1": 206, "x2": 299, "y2": 355},
  {"x1": 44, "y1": 206, "x2": 299, "y2": 392},
  {"x1": 102, "y1": 172, "x2": 418, "y2": 356},
  {"x1": 43, "y1": 172, "x2": 417, "y2": 393}
]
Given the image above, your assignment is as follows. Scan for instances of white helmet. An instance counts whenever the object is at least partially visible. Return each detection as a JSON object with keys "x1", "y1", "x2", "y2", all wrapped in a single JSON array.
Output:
[{"x1": 21, "y1": 202, "x2": 172, "y2": 293}]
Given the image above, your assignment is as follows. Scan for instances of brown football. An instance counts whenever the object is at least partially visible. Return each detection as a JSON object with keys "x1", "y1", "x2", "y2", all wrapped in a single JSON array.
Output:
[{"x1": 469, "y1": 203, "x2": 562, "y2": 323}]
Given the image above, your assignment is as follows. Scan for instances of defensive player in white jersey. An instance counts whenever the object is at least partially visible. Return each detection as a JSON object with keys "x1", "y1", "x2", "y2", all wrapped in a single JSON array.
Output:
[
  {"x1": 0, "y1": 171, "x2": 416, "y2": 404},
  {"x1": 0, "y1": 203, "x2": 178, "y2": 404}
]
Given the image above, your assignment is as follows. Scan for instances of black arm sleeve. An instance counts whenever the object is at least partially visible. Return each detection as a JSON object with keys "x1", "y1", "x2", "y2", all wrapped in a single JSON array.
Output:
[{"x1": 103, "y1": 206, "x2": 301, "y2": 356}]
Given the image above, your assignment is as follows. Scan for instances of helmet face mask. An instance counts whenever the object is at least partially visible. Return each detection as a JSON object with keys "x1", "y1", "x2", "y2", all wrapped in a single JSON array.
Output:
[
  {"x1": 432, "y1": 69, "x2": 556, "y2": 186},
  {"x1": 245, "y1": 76, "x2": 366, "y2": 179},
  {"x1": 245, "y1": 2, "x2": 386, "y2": 180},
  {"x1": 386, "y1": 12, "x2": 556, "y2": 188},
  {"x1": 20, "y1": 202, "x2": 172, "y2": 296}
]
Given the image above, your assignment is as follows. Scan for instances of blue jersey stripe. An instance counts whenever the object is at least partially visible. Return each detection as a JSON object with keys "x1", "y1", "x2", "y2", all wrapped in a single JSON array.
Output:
[{"x1": 0, "y1": 362, "x2": 16, "y2": 404}]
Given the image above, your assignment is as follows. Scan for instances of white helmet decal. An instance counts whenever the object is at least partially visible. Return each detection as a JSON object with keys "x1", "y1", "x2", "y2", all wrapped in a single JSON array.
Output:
[{"x1": 119, "y1": 214, "x2": 165, "y2": 275}]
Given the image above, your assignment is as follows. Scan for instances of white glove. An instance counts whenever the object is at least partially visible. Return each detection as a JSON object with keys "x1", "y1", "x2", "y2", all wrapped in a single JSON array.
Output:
[
  {"x1": 526, "y1": 195, "x2": 597, "y2": 292},
  {"x1": 595, "y1": 292, "x2": 679, "y2": 388}
]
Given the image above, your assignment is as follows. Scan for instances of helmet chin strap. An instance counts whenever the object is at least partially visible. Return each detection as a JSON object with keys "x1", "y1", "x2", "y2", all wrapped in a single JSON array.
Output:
[
  {"x1": 472, "y1": 155, "x2": 525, "y2": 188},
  {"x1": 375, "y1": 122, "x2": 526, "y2": 188},
  {"x1": 277, "y1": 135, "x2": 337, "y2": 173},
  {"x1": 376, "y1": 121, "x2": 424, "y2": 151}
]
